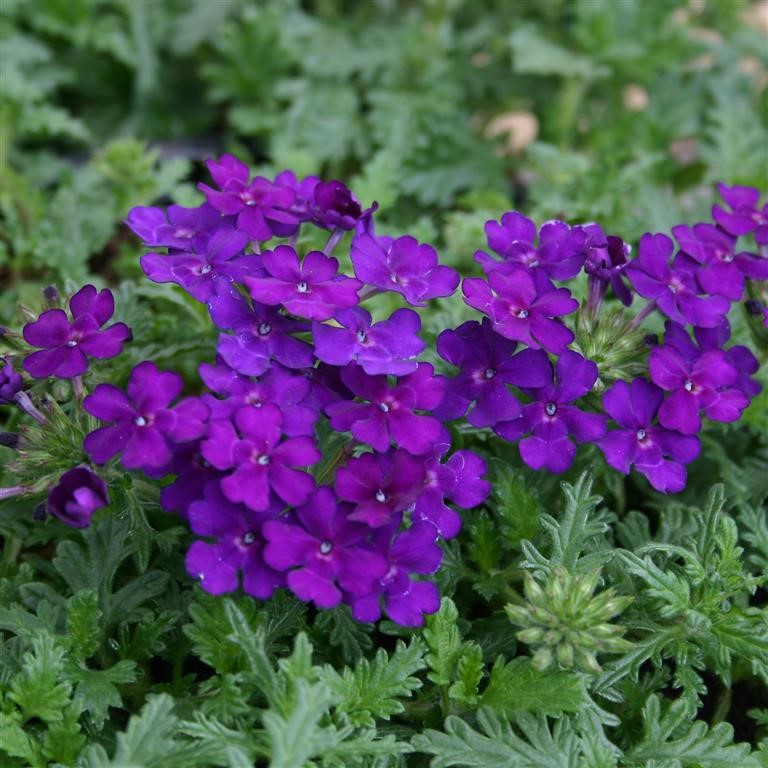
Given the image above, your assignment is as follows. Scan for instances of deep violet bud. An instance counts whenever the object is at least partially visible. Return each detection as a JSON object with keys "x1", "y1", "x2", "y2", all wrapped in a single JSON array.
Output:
[
  {"x1": 494, "y1": 351, "x2": 607, "y2": 473},
  {"x1": 350, "y1": 233, "x2": 459, "y2": 306},
  {"x1": 84, "y1": 361, "x2": 208, "y2": 469},
  {"x1": 312, "y1": 180, "x2": 365, "y2": 230},
  {"x1": 46, "y1": 466, "x2": 109, "y2": 528},
  {"x1": 598, "y1": 378, "x2": 700, "y2": 493},
  {"x1": 462, "y1": 269, "x2": 578, "y2": 354},
  {"x1": 313, "y1": 307, "x2": 425, "y2": 376},
  {"x1": 0, "y1": 432, "x2": 19, "y2": 449},
  {"x1": 43, "y1": 285, "x2": 59, "y2": 303},
  {"x1": 0, "y1": 357, "x2": 23, "y2": 404},
  {"x1": 23, "y1": 285, "x2": 132, "y2": 379},
  {"x1": 262, "y1": 486, "x2": 388, "y2": 609},
  {"x1": 580, "y1": 224, "x2": 633, "y2": 308},
  {"x1": 244, "y1": 245, "x2": 362, "y2": 321}
]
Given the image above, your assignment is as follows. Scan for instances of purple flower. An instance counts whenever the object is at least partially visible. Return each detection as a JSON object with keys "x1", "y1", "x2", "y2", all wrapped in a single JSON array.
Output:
[
  {"x1": 579, "y1": 224, "x2": 633, "y2": 307},
  {"x1": 157, "y1": 444, "x2": 222, "y2": 520},
  {"x1": 198, "y1": 154, "x2": 298, "y2": 239},
  {"x1": 84, "y1": 361, "x2": 208, "y2": 469},
  {"x1": 244, "y1": 246, "x2": 362, "y2": 321},
  {"x1": 598, "y1": 379, "x2": 700, "y2": 493},
  {"x1": 414, "y1": 448, "x2": 490, "y2": 539},
  {"x1": 274, "y1": 170, "x2": 320, "y2": 221},
  {"x1": 495, "y1": 351, "x2": 606, "y2": 473},
  {"x1": 125, "y1": 203, "x2": 225, "y2": 249},
  {"x1": 200, "y1": 360, "x2": 317, "y2": 436},
  {"x1": 325, "y1": 363, "x2": 446, "y2": 455},
  {"x1": 475, "y1": 212, "x2": 586, "y2": 281},
  {"x1": 201, "y1": 404, "x2": 320, "y2": 511},
  {"x1": 462, "y1": 269, "x2": 578, "y2": 354},
  {"x1": 23, "y1": 285, "x2": 131, "y2": 379},
  {"x1": 713, "y1": 183, "x2": 768, "y2": 245},
  {"x1": 649, "y1": 332, "x2": 747, "y2": 434},
  {"x1": 46, "y1": 466, "x2": 109, "y2": 528},
  {"x1": 0, "y1": 357, "x2": 22, "y2": 404},
  {"x1": 350, "y1": 233, "x2": 459, "y2": 306},
  {"x1": 262, "y1": 486, "x2": 388, "y2": 609},
  {"x1": 141, "y1": 228, "x2": 257, "y2": 302},
  {"x1": 435, "y1": 318, "x2": 551, "y2": 427},
  {"x1": 208, "y1": 287, "x2": 314, "y2": 376},
  {"x1": 185, "y1": 481, "x2": 283, "y2": 598},
  {"x1": 626, "y1": 233, "x2": 729, "y2": 328},
  {"x1": 349, "y1": 521, "x2": 442, "y2": 626},
  {"x1": 335, "y1": 449, "x2": 426, "y2": 527},
  {"x1": 313, "y1": 307, "x2": 425, "y2": 376},
  {"x1": 672, "y1": 223, "x2": 768, "y2": 300},
  {"x1": 312, "y1": 180, "x2": 368, "y2": 230}
]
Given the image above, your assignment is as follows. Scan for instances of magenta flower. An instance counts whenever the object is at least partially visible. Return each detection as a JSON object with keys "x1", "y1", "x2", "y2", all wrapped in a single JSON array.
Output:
[
  {"x1": 713, "y1": 183, "x2": 768, "y2": 245},
  {"x1": 84, "y1": 361, "x2": 207, "y2": 469},
  {"x1": 349, "y1": 521, "x2": 442, "y2": 626},
  {"x1": 23, "y1": 285, "x2": 131, "y2": 379},
  {"x1": 672, "y1": 223, "x2": 768, "y2": 301},
  {"x1": 414, "y1": 448, "x2": 490, "y2": 539},
  {"x1": 350, "y1": 233, "x2": 459, "y2": 306},
  {"x1": 462, "y1": 269, "x2": 578, "y2": 354},
  {"x1": 262, "y1": 486, "x2": 388, "y2": 609},
  {"x1": 244, "y1": 245, "x2": 361, "y2": 320},
  {"x1": 325, "y1": 363, "x2": 446, "y2": 455},
  {"x1": 626, "y1": 233, "x2": 729, "y2": 328},
  {"x1": 598, "y1": 379, "x2": 700, "y2": 493},
  {"x1": 125, "y1": 203, "x2": 225, "y2": 249},
  {"x1": 185, "y1": 481, "x2": 283, "y2": 598},
  {"x1": 46, "y1": 466, "x2": 109, "y2": 528},
  {"x1": 495, "y1": 351, "x2": 606, "y2": 473},
  {"x1": 200, "y1": 360, "x2": 317, "y2": 437},
  {"x1": 649, "y1": 332, "x2": 746, "y2": 435},
  {"x1": 313, "y1": 307, "x2": 425, "y2": 376},
  {"x1": 335, "y1": 449, "x2": 426, "y2": 527},
  {"x1": 140, "y1": 228, "x2": 256, "y2": 302},
  {"x1": 198, "y1": 154, "x2": 298, "y2": 239},
  {"x1": 435, "y1": 318, "x2": 550, "y2": 427},
  {"x1": 208, "y1": 287, "x2": 314, "y2": 376},
  {"x1": 475, "y1": 212, "x2": 586, "y2": 281},
  {"x1": 201, "y1": 404, "x2": 320, "y2": 511}
]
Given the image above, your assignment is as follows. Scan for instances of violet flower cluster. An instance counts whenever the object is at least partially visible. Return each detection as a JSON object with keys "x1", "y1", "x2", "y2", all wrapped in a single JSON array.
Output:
[
  {"x1": 3, "y1": 163, "x2": 764, "y2": 625},
  {"x1": 437, "y1": 183, "x2": 765, "y2": 494}
]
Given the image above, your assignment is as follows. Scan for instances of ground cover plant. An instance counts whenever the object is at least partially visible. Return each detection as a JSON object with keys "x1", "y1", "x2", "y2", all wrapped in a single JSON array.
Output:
[{"x1": 1, "y1": 1, "x2": 767, "y2": 766}]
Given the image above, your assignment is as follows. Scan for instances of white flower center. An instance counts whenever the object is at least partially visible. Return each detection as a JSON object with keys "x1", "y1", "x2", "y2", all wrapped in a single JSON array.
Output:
[
  {"x1": 296, "y1": 281, "x2": 309, "y2": 293},
  {"x1": 545, "y1": 402, "x2": 557, "y2": 417},
  {"x1": 319, "y1": 540, "x2": 333, "y2": 555}
]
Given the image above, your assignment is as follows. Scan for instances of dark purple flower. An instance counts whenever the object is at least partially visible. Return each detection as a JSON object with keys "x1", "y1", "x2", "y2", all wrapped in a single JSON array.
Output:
[
  {"x1": 462, "y1": 269, "x2": 578, "y2": 354},
  {"x1": 23, "y1": 285, "x2": 131, "y2": 379},
  {"x1": 313, "y1": 307, "x2": 425, "y2": 376},
  {"x1": 326, "y1": 363, "x2": 446, "y2": 455},
  {"x1": 84, "y1": 361, "x2": 208, "y2": 469},
  {"x1": 141, "y1": 228, "x2": 257, "y2": 302},
  {"x1": 349, "y1": 521, "x2": 442, "y2": 626},
  {"x1": 713, "y1": 183, "x2": 768, "y2": 245},
  {"x1": 125, "y1": 203, "x2": 225, "y2": 249},
  {"x1": 475, "y1": 212, "x2": 586, "y2": 281},
  {"x1": 0, "y1": 357, "x2": 22, "y2": 404},
  {"x1": 200, "y1": 360, "x2": 317, "y2": 436},
  {"x1": 350, "y1": 233, "x2": 459, "y2": 306},
  {"x1": 185, "y1": 481, "x2": 283, "y2": 598},
  {"x1": 598, "y1": 379, "x2": 700, "y2": 493},
  {"x1": 672, "y1": 223, "x2": 768, "y2": 301},
  {"x1": 157, "y1": 444, "x2": 222, "y2": 520},
  {"x1": 578, "y1": 224, "x2": 633, "y2": 308},
  {"x1": 244, "y1": 245, "x2": 361, "y2": 320},
  {"x1": 201, "y1": 403, "x2": 319, "y2": 511},
  {"x1": 435, "y1": 318, "x2": 551, "y2": 427},
  {"x1": 46, "y1": 466, "x2": 109, "y2": 528},
  {"x1": 312, "y1": 180, "x2": 366, "y2": 230},
  {"x1": 413, "y1": 448, "x2": 490, "y2": 539},
  {"x1": 208, "y1": 287, "x2": 314, "y2": 376},
  {"x1": 495, "y1": 351, "x2": 606, "y2": 473},
  {"x1": 626, "y1": 233, "x2": 729, "y2": 328},
  {"x1": 262, "y1": 486, "x2": 388, "y2": 609},
  {"x1": 198, "y1": 154, "x2": 299, "y2": 239},
  {"x1": 335, "y1": 449, "x2": 426, "y2": 527},
  {"x1": 649, "y1": 335, "x2": 746, "y2": 434}
]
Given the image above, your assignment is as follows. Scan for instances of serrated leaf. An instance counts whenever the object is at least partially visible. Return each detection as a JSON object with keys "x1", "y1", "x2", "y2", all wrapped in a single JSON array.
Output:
[
  {"x1": 66, "y1": 589, "x2": 101, "y2": 661},
  {"x1": 423, "y1": 598, "x2": 464, "y2": 687},
  {"x1": 448, "y1": 642, "x2": 484, "y2": 708},
  {"x1": 64, "y1": 660, "x2": 137, "y2": 728}
]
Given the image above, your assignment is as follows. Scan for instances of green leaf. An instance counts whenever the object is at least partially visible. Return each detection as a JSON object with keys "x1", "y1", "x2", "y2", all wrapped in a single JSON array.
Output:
[
  {"x1": 479, "y1": 657, "x2": 583, "y2": 716},
  {"x1": 423, "y1": 598, "x2": 464, "y2": 687},
  {"x1": 509, "y1": 25, "x2": 609, "y2": 79},
  {"x1": 66, "y1": 589, "x2": 102, "y2": 661},
  {"x1": 488, "y1": 462, "x2": 541, "y2": 550},
  {"x1": 448, "y1": 642, "x2": 484, "y2": 708},
  {"x1": 315, "y1": 604, "x2": 373, "y2": 663},
  {"x1": 64, "y1": 660, "x2": 137, "y2": 728}
]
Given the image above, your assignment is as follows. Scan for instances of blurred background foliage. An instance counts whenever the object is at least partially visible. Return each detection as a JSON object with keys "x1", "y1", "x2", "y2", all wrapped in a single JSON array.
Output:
[{"x1": 1, "y1": 0, "x2": 766, "y2": 315}]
